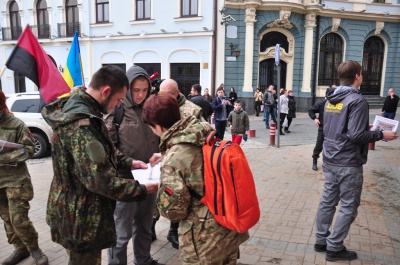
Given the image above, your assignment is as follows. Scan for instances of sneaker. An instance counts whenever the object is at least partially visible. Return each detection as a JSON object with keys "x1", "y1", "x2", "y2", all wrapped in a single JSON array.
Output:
[
  {"x1": 314, "y1": 244, "x2": 327, "y2": 252},
  {"x1": 326, "y1": 247, "x2": 357, "y2": 261},
  {"x1": 2, "y1": 247, "x2": 30, "y2": 265},
  {"x1": 31, "y1": 248, "x2": 48, "y2": 265},
  {"x1": 266, "y1": 126, "x2": 270, "y2": 129},
  {"x1": 312, "y1": 164, "x2": 318, "y2": 171}
]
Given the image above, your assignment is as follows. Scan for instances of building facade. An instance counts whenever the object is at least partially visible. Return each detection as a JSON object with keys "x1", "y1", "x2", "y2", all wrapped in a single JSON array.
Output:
[
  {"x1": 0, "y1": 0, "x2": 226, "y2": 98},
  {"x1": 222, "y1": 0, "x2": 400, "y2": 111}
]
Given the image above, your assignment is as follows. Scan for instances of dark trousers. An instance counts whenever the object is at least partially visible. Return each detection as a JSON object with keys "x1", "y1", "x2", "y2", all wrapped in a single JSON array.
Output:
[
  {"x1": 312, "y1": 130, "x2": 324, "y2": 162},
  {"x1": 279, "y1": 113, "x2": 287, "y2": 132},
  {"x1": 286, "y1": 117, "x2": 293, "y2": 129},
  {"x1": 255, "y1": 101, "x2": 261, "y2": 116},
  {"x1": 215, "y1": 120, "x2": 227, "y2": 140}
]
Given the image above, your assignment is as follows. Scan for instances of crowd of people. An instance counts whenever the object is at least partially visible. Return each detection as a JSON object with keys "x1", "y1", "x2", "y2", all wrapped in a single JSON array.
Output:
[{"x1": 1, "y1": 61, "x2": 398, "y2": 265}]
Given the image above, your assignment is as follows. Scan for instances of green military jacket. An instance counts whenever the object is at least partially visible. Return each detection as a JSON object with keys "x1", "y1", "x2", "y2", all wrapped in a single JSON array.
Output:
[
  {"x1": 42, "y1": 89, "x2": 147, "y2": 252},
  {"x1": 0, "y1": 112, "x2": 35, "y2": 188},
  {"x1": 157, "y1": 116, "x2": 249, "y2": 263}
]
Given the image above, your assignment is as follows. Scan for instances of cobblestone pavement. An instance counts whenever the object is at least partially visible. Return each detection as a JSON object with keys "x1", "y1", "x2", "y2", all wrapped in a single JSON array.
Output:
[{"x1": 1, "y1": 110, "x2": 399, "y2": 265}]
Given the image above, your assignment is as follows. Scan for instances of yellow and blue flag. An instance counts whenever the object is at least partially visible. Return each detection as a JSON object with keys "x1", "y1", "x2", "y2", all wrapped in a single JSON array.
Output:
[{"x1": 62, "y1": 32, "x2": 84, "y2": 88}]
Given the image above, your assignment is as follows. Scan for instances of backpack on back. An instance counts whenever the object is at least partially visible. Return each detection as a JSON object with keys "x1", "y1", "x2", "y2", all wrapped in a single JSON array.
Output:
[{"x1": 191, "y1": 131, "x2": 260, "y2": 233}]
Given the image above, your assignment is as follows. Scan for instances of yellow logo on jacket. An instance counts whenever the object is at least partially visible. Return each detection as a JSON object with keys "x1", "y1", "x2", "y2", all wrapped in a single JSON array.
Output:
[{"x1": 326, "y1": 102, "x2": 343, "y2": 113}]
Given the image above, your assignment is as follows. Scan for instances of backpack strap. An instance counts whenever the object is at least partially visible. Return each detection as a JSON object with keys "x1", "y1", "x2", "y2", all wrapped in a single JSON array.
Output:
[
  {"x1": 205, "y1": 131, "x2": 219, "y2": 146},
  {"x1": 188, "y1": 188, "x2": 203, "y2": 201},
  {"x1": 113, "y1": 103, "x2": 125, "y2": 146}
]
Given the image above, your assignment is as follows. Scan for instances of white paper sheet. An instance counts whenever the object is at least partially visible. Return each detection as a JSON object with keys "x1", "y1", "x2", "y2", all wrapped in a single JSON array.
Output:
[
  {"x1": 370, "y1": 115, "x2": 398, "y2": 132},
  {"x1": 131, "y1": 163, "x2": 160, "y2": 184}
]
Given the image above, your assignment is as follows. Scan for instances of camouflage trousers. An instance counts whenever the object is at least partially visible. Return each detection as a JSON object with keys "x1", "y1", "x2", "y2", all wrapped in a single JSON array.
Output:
[
  {"x1": 67, "y1": 249, "x2": 101, "y2": 265},
  {"x1": 0, "y1": 183, "x2": 39, "y2": 252}
]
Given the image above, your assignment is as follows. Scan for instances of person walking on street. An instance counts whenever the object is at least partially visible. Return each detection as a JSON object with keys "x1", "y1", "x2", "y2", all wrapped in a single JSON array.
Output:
[
  {"x1": 228, "y1": 87, "x2": 238, "y2": 114},
  {"x1": 104, "y1": 65, "x2": 162, "y2": 265},
  {"x1": 0, "y1": 90, "x2": 48, "y2": 265},
  {"x1": 142, "y1": 92, "x2": 249, "y2": 264},
  {"x1": 285, "y1": 90, "x2": 296, "y2": 133},
  {"x1": 381, "y1": 88, "x2": 399, "y2": 119},
  {"x1": 278, "y1": 89, "x2": 289, "y2": 135},
  {"x1": 212, "y1": 87, "x2": 230, "y2": 139},
  {"x1": 263, "y1": 85, "x2": 277, "y2": 129},
  {"x1": 314, "y1": 60, "x2": 398, "y2": 262},
  {"x1": 254, "y1": 88, "x2": 263, "y2": 117},
  {"x1": 308, "y1": 87, "x2": 336, "y2": 171},
  {"x1": 41, "y1": 65, "x2": 159, "y2": 264},
  {"x1": 228, "y1": 100, "x2": 250, "y2": 145},
  {"x1": 190, "y1": 84, "x2": 213, "y2": 121}
]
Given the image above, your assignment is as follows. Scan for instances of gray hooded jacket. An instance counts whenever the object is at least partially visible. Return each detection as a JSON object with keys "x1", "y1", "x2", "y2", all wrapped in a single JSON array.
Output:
[
  {"x1": 323, "y1": 86, "x2": 381, "y2": 166},
  {"x1": 104, "y1": 65, "x2": 160, "y2": 179}
]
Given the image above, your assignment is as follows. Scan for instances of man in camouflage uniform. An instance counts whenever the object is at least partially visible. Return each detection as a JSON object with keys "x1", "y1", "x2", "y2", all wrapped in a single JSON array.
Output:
[
  {"x1": 0, "y1": 90, "x2": 48, "y2": 265},
  {"x1": 152, "y1": 79, "x2": 205, "y2": 249},
  {"x1": 142, "y1": 92, "x2": 250, "y2": 264},
  {"x1": 41, "y1": 66, "x2": 158, "y2": 264}
]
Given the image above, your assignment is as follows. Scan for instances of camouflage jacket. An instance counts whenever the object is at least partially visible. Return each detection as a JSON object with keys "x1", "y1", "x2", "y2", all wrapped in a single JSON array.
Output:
[
  {"x1": 0, "y1": 112, "x2": 35, "y2": 189},
  {"x1": 41, "y1": 88, "x2": 147, "y2": 252},
  {"x1": 178, "y1": 92, "x2": 205, "y2": 121},
  {"x1": 157, "y1": 116, "x2": 249, "y2": 262}
]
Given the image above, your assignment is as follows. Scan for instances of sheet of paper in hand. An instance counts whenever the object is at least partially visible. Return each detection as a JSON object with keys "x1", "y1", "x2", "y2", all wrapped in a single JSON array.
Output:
[
  {"x1": 370, "y1": 116, "x2": 398, "y2": 132},
  {"x1": 131, "y1": 163, "x2": 161, "y2": 184}
]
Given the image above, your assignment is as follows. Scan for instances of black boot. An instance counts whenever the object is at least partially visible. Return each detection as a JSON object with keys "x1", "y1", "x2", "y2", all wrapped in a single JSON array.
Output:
[
  {"x1": 280, "y1": 130, "x2": 285, "y2": 135},
  {"x1": 151, "y1": 220, "x2": 157, "y2": 242},
  {"x1": 3, "y1": 247, "x2": 30, "y2": 265},
  {"x1": 167, "y1": 222, "x2": 179, "y2": 249},
  {"x1": 312, "y1": 159, "x2": 318, "y2": 171}
]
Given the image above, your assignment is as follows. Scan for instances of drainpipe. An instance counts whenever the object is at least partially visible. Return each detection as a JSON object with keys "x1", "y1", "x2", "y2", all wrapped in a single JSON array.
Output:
[
  {"x1": 311, "y1": 14, "x2": 320, "y2": 104},
  {"x1": 211, "y1": 0, "x2": 218, "y2": 97}
]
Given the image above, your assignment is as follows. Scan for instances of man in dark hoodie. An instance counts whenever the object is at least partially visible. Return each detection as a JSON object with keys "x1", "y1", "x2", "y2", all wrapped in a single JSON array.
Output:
[
  {"x1": 104, "y1": 65, "x2": 162, "y2": 265},
  {"x1": 41, "y1": 65, "x2": 158, "y2": 264},
  {"x1": 314, "y1": 61, "x2": 397, "y2": 262}
]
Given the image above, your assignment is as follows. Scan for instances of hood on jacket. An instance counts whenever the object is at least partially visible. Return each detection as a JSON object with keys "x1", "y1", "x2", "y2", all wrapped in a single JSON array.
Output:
[
  {"x1": 126, "y1": 65, "x2": 151, "y2": 106},
  {"x1": 159, "y1": 115, "x2": 214, "y2": 153},
  {"x1": 328, "y1": 85, "x2": 359, "y2": 105},
  {"x1": 41, "y1": 88, "x2": 102, "y2": 130}
]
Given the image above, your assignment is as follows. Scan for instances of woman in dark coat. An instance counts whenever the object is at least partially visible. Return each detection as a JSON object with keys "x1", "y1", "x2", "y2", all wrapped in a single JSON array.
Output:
[
  {"x1": 285, "y1": 90, "x2": 296, "y2": 133},
  {"x1": 228, "y1": 87, "x2": 238, "y2": 115}
]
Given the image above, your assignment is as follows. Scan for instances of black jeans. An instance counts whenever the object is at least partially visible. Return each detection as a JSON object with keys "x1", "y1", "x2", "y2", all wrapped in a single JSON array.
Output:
[
  {"x1": 215, "y1": 120, "x2": 227, "y2": 140},
  {"x1": 255, "y1": 101, "x2": 261, "y2": 116},
  {"x1": 312, "y1": 130, "x2": 324, "y2": 162}
]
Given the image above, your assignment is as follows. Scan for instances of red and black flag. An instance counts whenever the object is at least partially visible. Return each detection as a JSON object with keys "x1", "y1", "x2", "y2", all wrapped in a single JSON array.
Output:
[{"x1": 5, "y1": 25, "x2": 70, "y2": 104}]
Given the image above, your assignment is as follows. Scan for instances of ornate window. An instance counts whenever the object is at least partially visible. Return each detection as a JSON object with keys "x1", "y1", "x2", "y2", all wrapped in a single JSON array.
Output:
[
  {"x1": 361, "y1": 36, "x2": 384, "y2": 95},
  {"x1": 260, "y1": 32, "x2": 289, "y2": 53},
  {"x1": 96, "y1": 0, "x2": 109, "y2": 23},
  {"x1": 136, "y1": 0, "x2": 150, "y2": 20},
  {"x1": 318, "y1": 33, "x2": 343, "y2": 86},
  {"x1": 181, "y1": 0, "x2": 198, "y2": 17},
  {"x1": 66, "y1": 0, "x2": 79, "y2": 36},
  {"x1": 37, "y1": 0, "x2": 49, "y2": 38},
  {"x1": 10, "y1": 0, "x2": 22, "y2": 40}
]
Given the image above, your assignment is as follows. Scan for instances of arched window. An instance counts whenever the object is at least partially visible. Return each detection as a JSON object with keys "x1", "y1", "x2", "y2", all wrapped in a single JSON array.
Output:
[
  {"x1": 37, "y1": 0, "x2": 49, "y2": 38},
  {"x1": 361, "y1": 36, "x2": 384, "y2": 95},
  {"x1": 96, "y1": 0, "x2": 109, "y2": 23},
  {"x1": 318, "y1": 33, "x2": 343, "y2": 86},
  {"x1": 66, "y1": 0, "x2": 79, "y2": 37},
  {"x1": 260, "y1": 32, "x2": 289, "y2": 53},
  {"x1": 10, "y1": 0, "x2": 22, "y2": 40}
]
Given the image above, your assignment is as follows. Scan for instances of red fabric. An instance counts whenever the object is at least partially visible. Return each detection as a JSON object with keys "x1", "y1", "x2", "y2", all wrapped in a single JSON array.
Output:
[
  {"x1": 7, "y1": 25, "x2": 70, "y2": 103},
  {"x1": 231, "y1": 134, "x2": 242, "y2": 145}
]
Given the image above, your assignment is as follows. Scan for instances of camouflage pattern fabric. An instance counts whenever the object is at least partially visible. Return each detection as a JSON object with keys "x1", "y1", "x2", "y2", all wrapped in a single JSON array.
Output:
[
  {"x1": 0, "y1": 183, "x2": 39, "y2": 252},
  {"x1": 41, "y1": 89, "x2": 148, "y2": 252},
  {"x1": 0, "y1": 113, "x2": 35, "y2": 188},
  {"x1": 156, "y1": 116, "x2": 249, "y2": 263}
]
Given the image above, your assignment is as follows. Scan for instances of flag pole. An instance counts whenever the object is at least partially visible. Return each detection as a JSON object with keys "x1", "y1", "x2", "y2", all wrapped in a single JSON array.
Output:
[{"x1": 0, "y1": 65, "x2": 7, "y2": 78}]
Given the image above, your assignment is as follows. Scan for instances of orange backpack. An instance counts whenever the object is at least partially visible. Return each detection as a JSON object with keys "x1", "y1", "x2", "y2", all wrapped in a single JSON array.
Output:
[{"x1": 191, "y1": 131, "x2": 260, "y2": 233}]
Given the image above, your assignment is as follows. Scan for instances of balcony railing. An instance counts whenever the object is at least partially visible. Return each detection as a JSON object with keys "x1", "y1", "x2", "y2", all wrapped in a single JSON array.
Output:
[
  {"x1": 31, "y1": 24, "x2": 51, "y2": 39},
  {"x1": 57, "y1": 22, "x2": 80, "y2": 38},
  {"x1": 1, "y1": 26, "x2": 22, "y2": 41}
]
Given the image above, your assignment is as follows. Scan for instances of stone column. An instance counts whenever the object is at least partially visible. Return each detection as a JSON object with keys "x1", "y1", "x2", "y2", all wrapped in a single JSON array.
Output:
[
  {"x1": 243, "y1": 2, "x2": 260, "y2": 92},
  {"x1": 301, "y1": 13, "x2": 316, "y2": 92}
]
